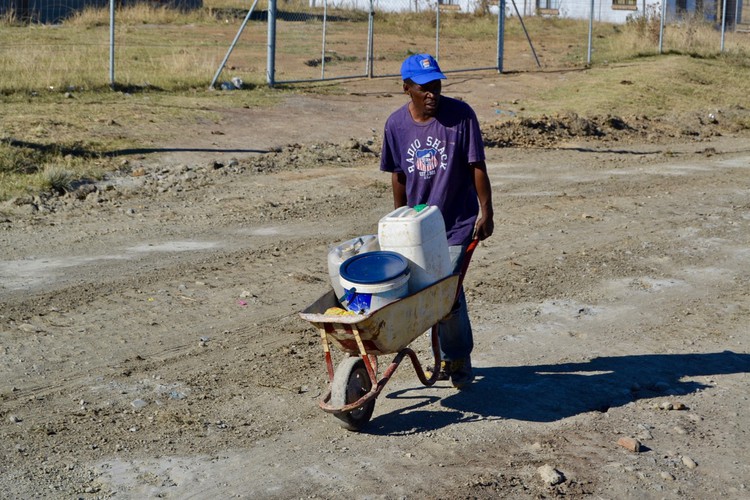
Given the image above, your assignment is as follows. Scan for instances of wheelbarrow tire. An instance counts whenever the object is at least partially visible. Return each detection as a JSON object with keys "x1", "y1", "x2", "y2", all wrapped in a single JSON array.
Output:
[{"x1": 330, "y1": 356, "x2": 375, "y2": 431}]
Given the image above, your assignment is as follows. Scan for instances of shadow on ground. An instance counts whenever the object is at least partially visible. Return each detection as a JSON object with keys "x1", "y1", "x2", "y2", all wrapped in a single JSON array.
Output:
[
  {"x1": 369, "y1": 351, "x2": 750, "y2": 435},
  {"x1": 4, "y1": 138, "x2": 269, "y2": 158}
]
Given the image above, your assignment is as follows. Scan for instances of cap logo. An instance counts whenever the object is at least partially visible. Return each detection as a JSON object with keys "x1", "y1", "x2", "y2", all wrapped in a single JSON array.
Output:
[{"x1": 400, "y1": 54, "x2": 446, "y2": 84}]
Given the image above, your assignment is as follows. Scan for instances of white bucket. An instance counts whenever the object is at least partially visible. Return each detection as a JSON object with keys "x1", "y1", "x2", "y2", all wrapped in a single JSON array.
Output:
[
  {"x1": 327, "y1": 235, "x2": 379, "y2": 300},
  {"x1": 378, "y1": 205, "x2": 452, "y2": 293},
  {"x1": 338, "y1": 251, "x2": 410, "y2": 314}
]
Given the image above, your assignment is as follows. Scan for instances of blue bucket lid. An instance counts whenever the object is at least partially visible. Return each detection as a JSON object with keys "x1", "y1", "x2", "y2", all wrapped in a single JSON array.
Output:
[{"x1": 339, "y1": 251, "x2": 409, "y2": 285}]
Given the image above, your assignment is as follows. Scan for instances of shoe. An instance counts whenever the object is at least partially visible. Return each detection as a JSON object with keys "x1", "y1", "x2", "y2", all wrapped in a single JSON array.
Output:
[
  {"x1": 448, "y1": 357, "x2": 474, "y2": 389},
  {"x1": 426, "y1": 360, "x2": 451, "y2": 381}
]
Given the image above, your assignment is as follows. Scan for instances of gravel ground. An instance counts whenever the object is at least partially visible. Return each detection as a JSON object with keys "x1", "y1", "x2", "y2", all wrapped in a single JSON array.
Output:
[{"x1": 1, "y1": 73, "x2": 749, "y2": 499}]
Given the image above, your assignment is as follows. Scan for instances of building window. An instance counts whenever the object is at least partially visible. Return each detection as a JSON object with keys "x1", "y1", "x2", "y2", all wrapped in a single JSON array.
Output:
[
  {"x1": 538, "y1": 0, "x2": 560, "y2": 9},
  {"x1": 612, "y1": 0, "x2": 638, "y2": 9}
]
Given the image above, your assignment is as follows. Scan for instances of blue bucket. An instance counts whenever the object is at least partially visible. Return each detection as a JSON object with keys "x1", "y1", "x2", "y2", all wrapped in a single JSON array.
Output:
[{"x1": 339, "y1": 251, "x2": 410, "y2": 314}]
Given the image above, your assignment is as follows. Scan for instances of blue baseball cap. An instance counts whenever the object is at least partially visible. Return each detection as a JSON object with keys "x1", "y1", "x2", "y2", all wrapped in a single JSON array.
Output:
[{"x1": 400, "y1": 54, "x2": 446, "y2": 85}]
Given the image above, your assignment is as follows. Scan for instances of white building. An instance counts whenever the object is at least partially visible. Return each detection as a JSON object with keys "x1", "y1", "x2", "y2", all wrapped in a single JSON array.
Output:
[{"x1": 313, "y1": 0, "x2": 744, "y2": 25}]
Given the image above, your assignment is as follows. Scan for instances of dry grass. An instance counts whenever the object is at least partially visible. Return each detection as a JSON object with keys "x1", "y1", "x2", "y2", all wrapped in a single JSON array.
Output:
[
  {"x1": 38, "y1": 166, "x2": 77, "y2": 194},
  {"x1": 67, "y1": 3, "x2": 221, "y2": 27},
  {"x1": 0, "y1": 87, "x2": 283, "y2": 201},
  {"x1": 1, "y1": 5, "x2": 749, "y2": 201},
  {"x1": 0, "y1": 7, "x2": 19, "y2": 25},
  {"x1": 1, "y1": 4, "x2": 748, "y2": 91},
  {"x1": 524, "y1": 54, "x2": 749, "y2": 119},
  {"x1": 0, "y1": 138, "x2": 103, "y2": 199}
]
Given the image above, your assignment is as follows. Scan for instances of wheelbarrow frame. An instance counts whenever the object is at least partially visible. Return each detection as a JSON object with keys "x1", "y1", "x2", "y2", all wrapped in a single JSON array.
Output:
[{"x1": 299, "y1": 239, "x2": 479, "y2": 427}]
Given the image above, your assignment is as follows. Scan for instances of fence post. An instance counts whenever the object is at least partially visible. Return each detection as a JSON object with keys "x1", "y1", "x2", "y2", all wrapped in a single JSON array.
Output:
[
  {"x1": 587, "y1": 0, "x2": 594, "y2": 65},
  {"x1": 109, "y1": 0, "x2": 115, "y2": 87},
  {"x1": 267, "y1": 0, "x2": 277, "y2": 87},
  {"x1": 497, "y1": 0, "x2": 505, "y2": 73},
  {"x1": 321, "y1": 0, "x2": 328, "y2": 78},
  {"x1": 367, "y1": 0, "x2": 374, "y2": 77},
  {"x1": 734, "y1": 0, "x2": 740, "y2": 32},
  {"x1": 720, "y1": 0, "x2": 728, "y2": 51},
  {"x1": 210, "y1": 0, "x2": 260, "y2": 89},
  {"x1": 658, "y1": 0, "x2": 666, "y2": 54},
  {"x1": 435, "y1": 2, "x2": 440, "y2": 60},
  {"x1": 510, "y1": 0, "x2": 540, "y2": 68}
]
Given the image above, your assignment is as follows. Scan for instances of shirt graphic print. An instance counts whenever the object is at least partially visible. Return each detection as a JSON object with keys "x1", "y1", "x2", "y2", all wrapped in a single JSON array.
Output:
[{"x1": 407, "y1": 137, "x2": 448, "y2": 179}]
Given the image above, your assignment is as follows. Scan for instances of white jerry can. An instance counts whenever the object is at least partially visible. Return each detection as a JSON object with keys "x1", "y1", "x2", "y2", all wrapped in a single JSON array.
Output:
[{"x1": 377, "y1": 205, "x2": 452, "y2": 294}]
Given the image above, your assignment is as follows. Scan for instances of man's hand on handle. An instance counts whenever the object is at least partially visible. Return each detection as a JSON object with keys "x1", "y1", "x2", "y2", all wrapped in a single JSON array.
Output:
[
  {"x1": 474, "y1": 214, "x2": 494, "y2": 241},
  {"x1": 472, "y1": 160, "x2": 494, "y2": 241}
]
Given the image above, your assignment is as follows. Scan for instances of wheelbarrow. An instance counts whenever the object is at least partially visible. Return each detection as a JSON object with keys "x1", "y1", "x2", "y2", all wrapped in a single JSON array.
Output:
[{"x1": 299, "y1": 239, "x2": 479, "y2": 431}]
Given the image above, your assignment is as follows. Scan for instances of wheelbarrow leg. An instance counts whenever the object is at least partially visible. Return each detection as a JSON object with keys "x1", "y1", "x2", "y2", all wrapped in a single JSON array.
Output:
[
  {"x1": 321, "y1": 325, "x2": 379, "y2": 431},
  {"x1": 372, "y1": 324, "x2": 442, "y2": 392},
  {"x1": 391, "y1": 325, "x2": 442, "y2": 386}
]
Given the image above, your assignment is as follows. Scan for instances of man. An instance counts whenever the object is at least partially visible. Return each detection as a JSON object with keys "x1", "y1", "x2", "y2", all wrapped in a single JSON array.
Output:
[{"x1": 380, "y1": 53, "x2": 494, "y2": 389}]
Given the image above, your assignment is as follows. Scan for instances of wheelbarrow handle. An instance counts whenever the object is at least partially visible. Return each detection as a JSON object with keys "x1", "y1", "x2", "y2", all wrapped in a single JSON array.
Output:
[{"x1": 454, "y1": 238, "x2": 480, "y2": 303}]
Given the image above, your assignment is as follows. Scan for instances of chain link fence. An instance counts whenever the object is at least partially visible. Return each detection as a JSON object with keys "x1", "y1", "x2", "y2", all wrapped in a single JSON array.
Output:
[
  {"x1": 0, "y1": 0, "x2": 748, "y2": 91},
  {"x1": 208, "y1": 0, "x2": 507, "y2": 86},
  {"x1": 230, "y1": 0, "x2": 557, "y2": 84}
]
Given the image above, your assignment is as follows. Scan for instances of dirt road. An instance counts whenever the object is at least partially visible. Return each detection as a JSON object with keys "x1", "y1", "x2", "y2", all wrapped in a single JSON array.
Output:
[{"x1": 1, "y1": 73, "x2": 749, "y2": 499}]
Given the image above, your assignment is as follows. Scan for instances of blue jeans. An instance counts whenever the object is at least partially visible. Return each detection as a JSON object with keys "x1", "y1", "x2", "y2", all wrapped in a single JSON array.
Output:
[{"x1": 437, "y1": 244, "x2": 473, "y2": 361}]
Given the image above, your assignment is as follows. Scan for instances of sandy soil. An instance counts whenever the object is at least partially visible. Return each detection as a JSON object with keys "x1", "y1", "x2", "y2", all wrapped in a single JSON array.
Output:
[{"x1": 1, "y1": 72, "x2": 749, "y2": 499}]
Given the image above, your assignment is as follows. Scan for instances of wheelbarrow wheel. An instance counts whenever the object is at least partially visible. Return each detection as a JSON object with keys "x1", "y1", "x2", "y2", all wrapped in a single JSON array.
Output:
[{"x1": 330, "y1": 356, "x2": 375, "y2": 431}]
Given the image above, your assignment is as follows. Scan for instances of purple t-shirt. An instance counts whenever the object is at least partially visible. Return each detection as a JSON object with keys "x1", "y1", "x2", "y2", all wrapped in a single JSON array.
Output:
[{"x1": 380, "y1": 96, "x2": 485, "y2": 245}]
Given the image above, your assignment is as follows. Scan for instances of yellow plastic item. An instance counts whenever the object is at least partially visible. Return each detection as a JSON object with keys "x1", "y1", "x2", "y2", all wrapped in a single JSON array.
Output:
[{"x1": 324, "y1": 307, "x2": 358, "y2": 316}]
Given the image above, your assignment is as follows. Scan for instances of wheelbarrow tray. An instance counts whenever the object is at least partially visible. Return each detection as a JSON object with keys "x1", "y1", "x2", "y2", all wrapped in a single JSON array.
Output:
[{"x1": 299, "y1": 274, "x2": 460, "y2": 356}]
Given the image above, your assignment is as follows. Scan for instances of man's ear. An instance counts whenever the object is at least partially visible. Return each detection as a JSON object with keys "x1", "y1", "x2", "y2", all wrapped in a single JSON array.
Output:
[{"x1": 403, "y1": 82, "x2": 410, "y2": 95}]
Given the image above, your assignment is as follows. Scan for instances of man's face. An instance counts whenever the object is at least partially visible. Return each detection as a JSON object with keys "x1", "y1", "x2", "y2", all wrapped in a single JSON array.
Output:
[{"x1": 405, "y1": 79, "x2": 442, "y2": 117}]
